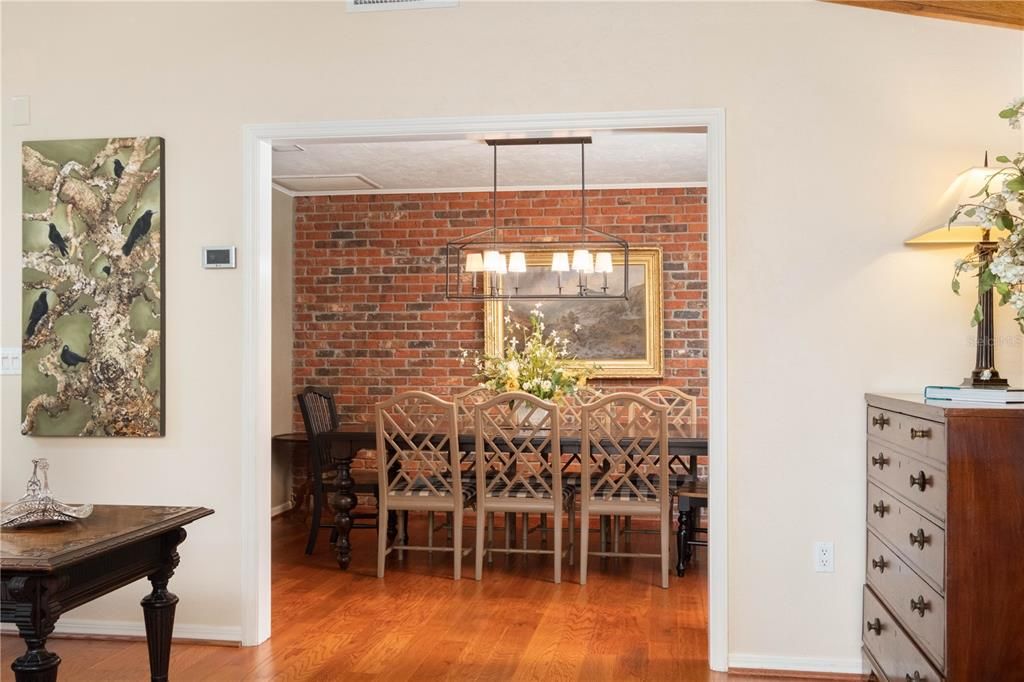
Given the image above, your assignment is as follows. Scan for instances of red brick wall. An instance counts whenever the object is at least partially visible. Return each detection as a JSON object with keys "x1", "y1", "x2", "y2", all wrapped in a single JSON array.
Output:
[{"x1": 292, "y1": 187, "x2": 708, "y2": 438}]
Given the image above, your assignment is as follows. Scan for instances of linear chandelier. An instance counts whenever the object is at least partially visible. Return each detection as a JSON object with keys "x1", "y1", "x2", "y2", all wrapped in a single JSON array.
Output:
[{"x1": 444, "y1": 137, "x2": 630, "y2": 300}]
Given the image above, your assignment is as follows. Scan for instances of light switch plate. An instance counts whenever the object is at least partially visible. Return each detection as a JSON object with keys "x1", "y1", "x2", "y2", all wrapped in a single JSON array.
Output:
[
  {"x1": 1, "y1": 348, "x2": 22, "y2": 375},
  {"x1": 8, "y1": 96, "x2": 30, "y2": 126}
]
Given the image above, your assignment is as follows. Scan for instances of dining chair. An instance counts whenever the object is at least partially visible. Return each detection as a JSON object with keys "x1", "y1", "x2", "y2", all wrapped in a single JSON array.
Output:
[
  {"x1": 296, "y1": 386, "x2": 384, "y2": 555},
  {"x1": 636, "y1": 386, "x2": 705, "y2": 577},
  {"x1": 473, "y1": 391, "x2": 574, "y2": 583},
  {"x1": 579, "y1": 392, "x2": 671, "y2": 588},
  {"x1": 375, "y1": 391, "x2": 474, "y2": 579}
]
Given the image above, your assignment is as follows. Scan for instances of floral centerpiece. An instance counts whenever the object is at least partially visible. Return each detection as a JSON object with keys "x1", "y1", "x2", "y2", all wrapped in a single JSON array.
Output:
[
  {"x1": 461, "y1": 304, "x2": 594, "y2": 401},
  {"x1": 951, "y1": 97, "x2": 1024, "y2": 333}
]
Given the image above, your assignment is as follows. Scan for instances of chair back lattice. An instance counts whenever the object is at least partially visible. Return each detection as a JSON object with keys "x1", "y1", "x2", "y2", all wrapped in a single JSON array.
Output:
[
  {"x1": 475, "y1": 392, "x2": 561, "y2": 501},
  {"x1": 635, "y1": 386, "x2": 697, "y2": 438},
  {"x1": 454, "y1": 385, "x2": 498, "y2": 431},
  {"x1": 559, "y1": 386, "x2": 604, "y2": 437},
  {"x1": 297, "y1": 386, "x2": 340, "y2": 475},
  {"x1": 582, "y1": 393, "x2": 669, "y2": 504},
  {"x1": 375, "y1": 391, "x2": 461, "y2": 499}
]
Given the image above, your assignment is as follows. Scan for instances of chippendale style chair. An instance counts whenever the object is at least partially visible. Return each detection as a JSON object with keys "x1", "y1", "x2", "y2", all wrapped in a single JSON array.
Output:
[
  {"x1": 473, "y1": 392, "x2": 575, "y2": 584},
  {"x1": 579, "y1": 392, "x2": 671, "y2": 588},
  {"x1": 375, "y1": 391, "x2": 474, "y2": 580},
  {"x1": 296, "y1": 386, "x2": 383, "y2": 555}
]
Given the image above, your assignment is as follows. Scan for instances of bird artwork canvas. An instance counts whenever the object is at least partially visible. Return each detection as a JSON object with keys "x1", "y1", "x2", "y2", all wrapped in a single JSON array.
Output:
[{"x1": 21, "y1": 137, "x2": 165, "y2": 436}]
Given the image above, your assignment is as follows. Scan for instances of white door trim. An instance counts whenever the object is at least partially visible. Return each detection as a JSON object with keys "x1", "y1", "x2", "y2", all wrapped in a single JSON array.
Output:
[{"x1": 241, "y1": 109, "x2": 729, "y2": 671}]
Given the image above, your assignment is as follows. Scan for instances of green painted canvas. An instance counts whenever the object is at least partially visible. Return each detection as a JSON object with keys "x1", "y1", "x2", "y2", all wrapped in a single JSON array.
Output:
[{"x1": 21, "y1": 137, "x2": 164, "y2": 437}]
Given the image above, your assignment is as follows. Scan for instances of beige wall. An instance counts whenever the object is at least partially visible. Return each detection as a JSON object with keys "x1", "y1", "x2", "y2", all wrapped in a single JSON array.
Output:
[
  {"x1": 2, "y1": 0, "x2": 1021, "y2": 668},
  {"x1": 270, "y1": 189, "x2": 294, "y2": 511}
]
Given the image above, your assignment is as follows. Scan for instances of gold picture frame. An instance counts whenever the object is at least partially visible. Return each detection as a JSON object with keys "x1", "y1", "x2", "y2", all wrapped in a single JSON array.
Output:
[{"x1": 484, "y1": 247, "x2": 663, "y2": 378}]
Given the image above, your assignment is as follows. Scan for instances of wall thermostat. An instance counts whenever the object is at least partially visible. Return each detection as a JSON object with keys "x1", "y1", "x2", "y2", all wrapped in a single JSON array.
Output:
[{"x1": 202, "y1": 246, "x2": 236, "y2": 269}]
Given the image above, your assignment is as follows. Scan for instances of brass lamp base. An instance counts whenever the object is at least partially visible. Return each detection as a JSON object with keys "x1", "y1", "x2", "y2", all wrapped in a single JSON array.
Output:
[
  {"x1": 963, "y1": 370, "x2": 1010, "y2": 389},
  {"x1": 964, "y1": 240, "x2": 1009, "y2": 389}
]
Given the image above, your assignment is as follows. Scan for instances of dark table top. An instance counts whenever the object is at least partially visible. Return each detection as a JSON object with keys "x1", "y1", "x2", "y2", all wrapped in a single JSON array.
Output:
[{"x1": 0, "y1": 505, "x2": 214, "y2": 573}]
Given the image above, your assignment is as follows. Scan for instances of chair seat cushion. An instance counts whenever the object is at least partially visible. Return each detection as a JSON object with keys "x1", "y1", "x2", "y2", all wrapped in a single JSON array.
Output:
[
  {"x1": 484, "y1": 478, "x2": 574, "y2": 504},
  {"x1": 390, "y1": 475, "x2": 476, "y2": 502}
]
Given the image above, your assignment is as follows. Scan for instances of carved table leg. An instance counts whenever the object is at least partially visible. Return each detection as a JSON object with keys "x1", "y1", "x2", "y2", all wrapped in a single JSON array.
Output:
[
  {"x1": 140, "y1": 528, "x2": 185, "y2": 682},
  {"x1": 333, "y1": 459, "x2": 357, "y2": 570},
  {"x1": 676, "y1": 504, "x2": 690, "y2": 577},
  {"x1": 9, "y1": 575, "x2": 63, "y2": 682}
]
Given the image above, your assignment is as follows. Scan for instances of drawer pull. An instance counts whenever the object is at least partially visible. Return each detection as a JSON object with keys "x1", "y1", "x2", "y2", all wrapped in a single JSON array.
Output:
[
  {"x1": 871, "y1": 556, "x2": 887, "y2": 573},
  {"x1": 866, "y1": 617, "x2": 882, "y2": 634},
  {"x1": 872, "y1": 501, "x2": 890, "y2": 518},
  {"x1": 872, "y1": 413, "x2": 890, "y2": 430},
  {"x1": 909, "y1": 528, "x2": 929, "y2": 549},
  {"x1": 910, "y1": 595, "x2": 930, "y2": 616},
  {"x1": 905, "y1": 674, "x2": 923, "y2": 682},
  {"x1": 910, "y1": 427, "x2": 932, "y2": 440},
  {"x1": 909, "y1": 471, "x2": 932, "y2": 491},
  {"x1": 871, "y1": 453, "x2": 890, "y2": 469}
]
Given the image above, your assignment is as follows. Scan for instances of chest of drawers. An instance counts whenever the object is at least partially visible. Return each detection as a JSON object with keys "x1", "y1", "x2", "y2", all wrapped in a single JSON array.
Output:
[{"x1": 863, "y1": 394, "x2": 1024, "y2": 681}]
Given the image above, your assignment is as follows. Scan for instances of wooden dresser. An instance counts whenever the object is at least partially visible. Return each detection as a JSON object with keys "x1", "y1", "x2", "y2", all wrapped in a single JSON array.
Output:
[{"x1": 862, "y1": 394, "x2": 1024, "y2": 681}]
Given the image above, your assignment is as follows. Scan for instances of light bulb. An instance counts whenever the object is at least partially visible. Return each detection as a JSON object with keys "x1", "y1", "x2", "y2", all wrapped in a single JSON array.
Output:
[
  {"x1": 508, "y1": 252, "x2": 527, "y2": 273},
  {"x1": 550, "y1": 252, "x2": 570, "y2": 272},
  {"x1": 571, "y1": 249, "x2": 594, "y2": 273},
  {"x1": 594, "y1": 252, "x2": 613, "y2": 274},
  {"x1": 465, "y1": 252, "x2": 484, "y2": 273}
]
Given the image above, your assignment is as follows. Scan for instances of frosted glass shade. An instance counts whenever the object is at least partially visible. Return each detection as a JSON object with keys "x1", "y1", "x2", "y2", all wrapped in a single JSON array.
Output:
[
  {"x1": 465, "y1": 252, "x2": 484, "y2": 273},
  {"x1": 594, "y1": 252, "x2": 614, "y2": 273},
  {"x1": 550, "y1": 252, "x2": 570, "y2": 272},
  {"x1": 508, "y1": 252, "x2": 527, "y2": 273},
  {"x1": 571, "y1": 249, "x2": 594, "y2": 273}
]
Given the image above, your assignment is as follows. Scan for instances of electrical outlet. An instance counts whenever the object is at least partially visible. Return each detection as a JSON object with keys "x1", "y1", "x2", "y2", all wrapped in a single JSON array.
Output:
[{"x1": 814, "y1": 541, "x2": 834, "y2": 573}]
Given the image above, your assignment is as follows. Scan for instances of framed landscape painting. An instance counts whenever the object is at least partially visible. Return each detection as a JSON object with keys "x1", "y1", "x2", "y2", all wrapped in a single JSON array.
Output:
[
  {"x1": 484, "y1": 248, "x2": 663, "y2": 378},
  {"x1": 21, "y1": 137, "x2": 165, "y2": 436}
]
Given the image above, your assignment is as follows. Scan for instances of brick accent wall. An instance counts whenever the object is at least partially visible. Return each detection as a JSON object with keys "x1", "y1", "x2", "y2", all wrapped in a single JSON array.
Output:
[{"x1": 292, "y1": 187, "x2": 707, "y2": 467}]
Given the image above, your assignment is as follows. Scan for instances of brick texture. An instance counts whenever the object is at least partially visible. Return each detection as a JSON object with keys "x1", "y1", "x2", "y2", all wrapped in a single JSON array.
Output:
[{"x1": 292, "y1": 187, "x2": 707, "y2": 480}]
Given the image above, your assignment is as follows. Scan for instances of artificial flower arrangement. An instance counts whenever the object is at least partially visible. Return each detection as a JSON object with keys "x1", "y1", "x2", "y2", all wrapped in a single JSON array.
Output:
[
  {"x1": 951, "y1": 97, "x2": 1024, "y2": 332},
  {"x1": 461, "y1": 303, "x2": 595, "y2": 401}
]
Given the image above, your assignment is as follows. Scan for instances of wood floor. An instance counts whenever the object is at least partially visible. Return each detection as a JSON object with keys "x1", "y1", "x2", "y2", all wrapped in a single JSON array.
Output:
[{"x1": 2, "y1": 515, "x2": 820, "y2": 681}]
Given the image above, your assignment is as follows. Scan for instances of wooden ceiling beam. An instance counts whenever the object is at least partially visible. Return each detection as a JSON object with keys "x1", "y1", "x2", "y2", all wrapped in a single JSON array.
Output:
[{"x1": 822, "y1": 1, "x2": 1024, "y2": 30}]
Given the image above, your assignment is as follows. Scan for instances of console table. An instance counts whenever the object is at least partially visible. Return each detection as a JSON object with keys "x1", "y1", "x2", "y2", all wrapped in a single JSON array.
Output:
[{"x1": 0, "y1": 505, "x2": 214, "y2": 682}]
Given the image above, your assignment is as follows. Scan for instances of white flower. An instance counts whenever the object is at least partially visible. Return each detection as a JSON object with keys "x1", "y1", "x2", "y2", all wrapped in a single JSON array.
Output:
[{"x1": 573, "y1": 323, "x2": 582, "y2": 332}]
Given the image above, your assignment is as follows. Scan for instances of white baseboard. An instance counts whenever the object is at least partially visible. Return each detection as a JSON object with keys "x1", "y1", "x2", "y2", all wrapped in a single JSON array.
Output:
[
  {"x1": 271, "y1": 500, "x2": 294, "y2": 517},
  {"x1": 728, "y1": 654, "x2": 868, "y2": 675},
  {"x1": 1, "y1": 619, "x2": 242, "y2": 644}
]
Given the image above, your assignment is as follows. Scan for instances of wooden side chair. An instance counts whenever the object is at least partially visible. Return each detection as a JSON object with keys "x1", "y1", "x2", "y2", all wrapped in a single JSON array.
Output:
[
  {"x1": 296, "y1": 386, "x2": 383, "y2": 556},
  {"x1": 454, "y1": 385, "x2": 497, "y2": 433},
  {"x1": 636, "y1": 386, "x2": 705, "y2": 577},
  {"x1": 579, "y1": 392, "x2": 671, "y2": 588},
  {"x1": 375, "y1": 391, "x2": 473, "y2": 580},
  {"x1": 473, "y1": 392, "x2": 574, "y2": 583}
]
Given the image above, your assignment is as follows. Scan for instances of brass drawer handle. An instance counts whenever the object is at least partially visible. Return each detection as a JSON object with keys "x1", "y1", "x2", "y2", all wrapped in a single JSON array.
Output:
[
  {"x1": 866, "y1": 617, "x2": 882, "y2": 634},
  {"x1": 909, "y1": 471, "x2": 932, "y2": 491},
  {"x1": 910, "y1": 427, "x2": 932, "y2": 440},
  {"x1": 871, "y1": 556, "x2": 887, "y2": 573},
  {"x1": 872, "y1": 501, "x2": 889, "y2": 518},
  {"x1": 910, "y1": 595, "x2": 930, "y2": 616},
  {"x1": 872, "y1": 413, "x2": 890, "y2": 430},
  {"x1": 909, "y1": 528, "x2": 929, "y2": 549},
  {"x1": 905, "y1": 673, "x2": 923, "y2": 682},
  {"x1": 871, "y1": 453, "x2": 890, "y2": 469}
]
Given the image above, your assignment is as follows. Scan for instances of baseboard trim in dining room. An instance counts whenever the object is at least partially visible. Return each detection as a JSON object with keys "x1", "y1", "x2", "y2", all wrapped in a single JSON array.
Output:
[
  {"x1": 270, "y1": 500, "x2": 294, "y2": 518},
  {"x1": 0, "y1": 619, "x2": 243, "y2": 646},
  {"x1": 728, "y1": 654, "x2": 868, "y2": 678}
]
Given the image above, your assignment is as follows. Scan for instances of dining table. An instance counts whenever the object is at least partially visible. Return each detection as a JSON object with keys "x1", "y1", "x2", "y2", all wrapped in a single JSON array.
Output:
[{"x1": 275, "y1": 425, "x2": 708, "y2": 573}]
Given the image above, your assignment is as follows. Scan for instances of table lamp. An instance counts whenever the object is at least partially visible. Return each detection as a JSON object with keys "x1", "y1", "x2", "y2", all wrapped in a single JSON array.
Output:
[{"x1": 906, "y1": 159, "x2": 1010, "y2": 388}]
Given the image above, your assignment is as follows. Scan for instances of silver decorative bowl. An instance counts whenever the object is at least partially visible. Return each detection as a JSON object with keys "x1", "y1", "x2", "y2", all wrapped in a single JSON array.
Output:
[{"x1": 1, "y1": 458, "x2": 93, "y2": 529}]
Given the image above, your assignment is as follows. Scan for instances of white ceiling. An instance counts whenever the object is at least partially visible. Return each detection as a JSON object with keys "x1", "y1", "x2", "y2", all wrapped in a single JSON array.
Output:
[{"x1": 271, "y1": 130, "x2": 707, "y2": 195}]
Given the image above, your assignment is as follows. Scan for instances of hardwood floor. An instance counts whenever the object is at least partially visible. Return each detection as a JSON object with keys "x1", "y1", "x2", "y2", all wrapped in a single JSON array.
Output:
[{"x1": 2, "y1": 515, "x2": 823, "y2": 681}]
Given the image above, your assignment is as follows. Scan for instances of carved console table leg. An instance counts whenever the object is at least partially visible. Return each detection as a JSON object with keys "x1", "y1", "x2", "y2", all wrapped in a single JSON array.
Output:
[
  {"x1": 8, "y1": 576, "x2": 63, "y2": 682},
  {"x1": 676, "y1": 505, "x2": 690, "y2": 577},
  {"x1": 140, "y1": 528, "x2": 185, "y2": 682},
  {"x1": 333, "y1": 460, "x2": 357, "y2": 569}
]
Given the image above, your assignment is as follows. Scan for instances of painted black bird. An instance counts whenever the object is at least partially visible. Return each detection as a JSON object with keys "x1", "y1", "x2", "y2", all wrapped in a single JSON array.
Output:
[
  {"x1": 113, "y1": 159, "x2": 125, "y2": 178},
  {"x1": 60, "y1": 345, "x2": 87, "y2": 367},
  {"x1": 25, "y1": 291, "x2": 48, "y2": 339},
  {"x1": 48, "y1": 223, "x2": 68, "y2": 257},
  {"x1": 122, "y1": 210, "x2": 156, "y2": 256},
  {"x1": 102, "y1": 265, "x2": 111, "y2": 276}
]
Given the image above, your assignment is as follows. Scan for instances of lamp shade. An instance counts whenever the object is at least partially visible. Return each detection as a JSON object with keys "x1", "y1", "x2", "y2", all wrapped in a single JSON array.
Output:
[
  {"x1": 483, "y1": 250, "x2": 503, "y2": 272},
  {"x1": 465, "y1": 252, "x2": 484, "y2": 273},
  {"x1": 550, "y1": 252, "x2": 570, "y2": 272},
  {"x1": 508, "y1": 252, "x2": 527, "y2": 273},
  {"x1": 594, "y1": 252, "x2": 614, "y2": 273},
  {"x1": 907, "y1": 166, "x2": 1010, "y2": 245},
  {"x1": 571, "y1": 249, "x2": 594, "y2": 273}
]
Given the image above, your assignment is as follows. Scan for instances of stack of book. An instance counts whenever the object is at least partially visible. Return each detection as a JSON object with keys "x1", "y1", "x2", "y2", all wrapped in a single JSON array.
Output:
[{"x1": 924, "y1": 386, "x2": 1024, "y2": 404}]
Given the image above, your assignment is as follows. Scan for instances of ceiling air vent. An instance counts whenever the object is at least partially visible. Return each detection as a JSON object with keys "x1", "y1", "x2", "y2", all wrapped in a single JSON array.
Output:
[
  {"x1": 272, "y1": 174, "x2": 383, "y2": 195},
  {"x1": 347, "y1": 0, "x2": 457, "y2": 12}
]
